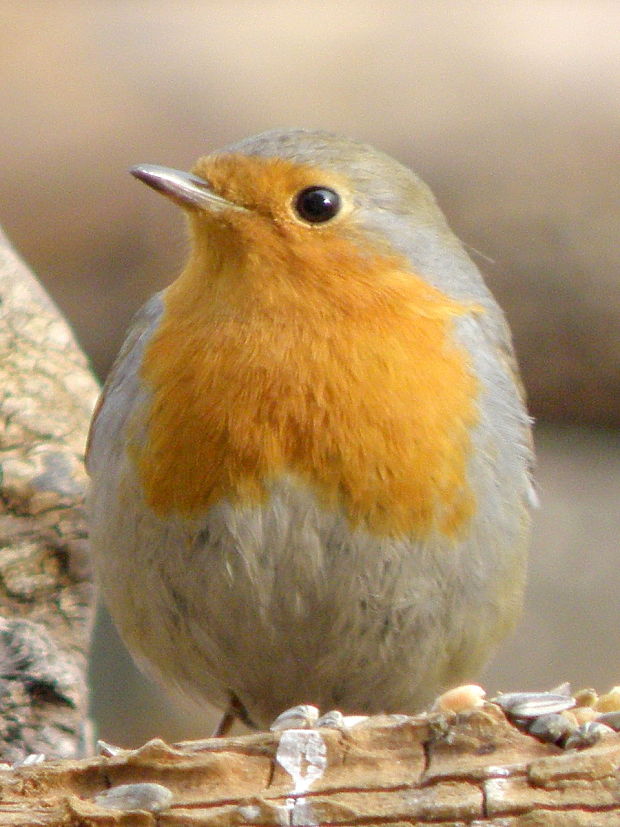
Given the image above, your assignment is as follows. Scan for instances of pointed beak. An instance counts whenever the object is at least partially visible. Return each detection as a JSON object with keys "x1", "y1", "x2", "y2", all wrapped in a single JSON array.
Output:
[{"x1": 130, "y1": 164, "x2": 243, "y2": 212}]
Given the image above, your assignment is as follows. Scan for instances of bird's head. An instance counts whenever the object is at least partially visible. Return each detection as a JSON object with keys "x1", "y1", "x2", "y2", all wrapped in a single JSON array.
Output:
[{"x1": 130, "y1": 129, "x2": 488, "y2": 315}]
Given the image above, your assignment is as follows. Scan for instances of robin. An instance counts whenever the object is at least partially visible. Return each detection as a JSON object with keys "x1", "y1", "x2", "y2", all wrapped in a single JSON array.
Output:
[{"x1": 87, "y1": 129, "x2": 535, "y2": 735}]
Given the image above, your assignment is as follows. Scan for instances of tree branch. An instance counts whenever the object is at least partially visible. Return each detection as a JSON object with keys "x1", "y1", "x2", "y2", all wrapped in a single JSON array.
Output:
[{"x1": 0, "y1": 226, "x2": 98, "y2": 762}]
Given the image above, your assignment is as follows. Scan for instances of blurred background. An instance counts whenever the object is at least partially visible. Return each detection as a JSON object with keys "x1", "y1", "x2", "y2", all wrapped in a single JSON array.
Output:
[{"x1": 1, "y1": 1, "x2": 618, "y2": 745}]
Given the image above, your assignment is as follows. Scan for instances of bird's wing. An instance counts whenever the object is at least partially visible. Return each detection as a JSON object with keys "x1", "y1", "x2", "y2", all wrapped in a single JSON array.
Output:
[{"x1": 85, "y1": 292, "x2": 164, "y2": 476}]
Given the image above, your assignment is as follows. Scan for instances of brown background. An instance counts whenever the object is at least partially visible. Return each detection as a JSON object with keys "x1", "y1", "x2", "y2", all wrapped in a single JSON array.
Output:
[{"x1": 1, "y1": 1, "x2": 618, "y2": 745}]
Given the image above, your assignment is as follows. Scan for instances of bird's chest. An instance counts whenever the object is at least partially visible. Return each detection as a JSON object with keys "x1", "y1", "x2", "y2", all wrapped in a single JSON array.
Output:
[{"x1": 131, "y1": 286, "x2": 479, "y2": 541}]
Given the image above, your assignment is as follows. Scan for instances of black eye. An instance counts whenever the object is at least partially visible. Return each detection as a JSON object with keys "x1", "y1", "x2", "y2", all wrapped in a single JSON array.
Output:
[{"x1": 294, "y1": 186, "x2": 341, "y2": 223}]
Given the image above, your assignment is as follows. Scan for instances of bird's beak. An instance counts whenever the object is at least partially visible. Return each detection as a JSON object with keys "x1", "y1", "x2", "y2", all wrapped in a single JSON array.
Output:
[{"x1": 130, "y1": 164, "x2": 244, "y2": 212}]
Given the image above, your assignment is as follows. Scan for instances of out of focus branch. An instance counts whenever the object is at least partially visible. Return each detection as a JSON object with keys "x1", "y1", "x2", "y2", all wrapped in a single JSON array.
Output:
[{"x1": 0, "y1": 226, "x2": 99, "y2": 762}]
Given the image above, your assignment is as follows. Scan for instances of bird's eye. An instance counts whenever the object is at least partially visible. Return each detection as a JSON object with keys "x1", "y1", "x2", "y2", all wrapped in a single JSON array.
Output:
[{"x1": 293, "y1": 186, "x2": 341, "y2": 223}]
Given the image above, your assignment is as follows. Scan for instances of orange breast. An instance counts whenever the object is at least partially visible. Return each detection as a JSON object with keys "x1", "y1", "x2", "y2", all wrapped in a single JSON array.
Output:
[{"x1": 133, "y1": 226, "x2": 479, "y2": 540}]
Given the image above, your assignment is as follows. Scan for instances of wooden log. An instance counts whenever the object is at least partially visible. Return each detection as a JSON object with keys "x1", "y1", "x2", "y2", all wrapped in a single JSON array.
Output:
[{"x1": 0, "y1": 704, "x2": 619, "y2": 825}]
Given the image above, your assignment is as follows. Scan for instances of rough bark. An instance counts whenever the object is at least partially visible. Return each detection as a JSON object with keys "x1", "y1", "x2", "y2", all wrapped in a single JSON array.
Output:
[
  {"x1": 0, "y1": 226, "x2": 99, "y2": 762},
  {"x1": 0, "y1": 705, "x2": 619, "y2": 825}
]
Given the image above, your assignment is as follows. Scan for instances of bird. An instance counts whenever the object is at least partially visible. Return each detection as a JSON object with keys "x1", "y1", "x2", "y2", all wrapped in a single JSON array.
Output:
[{"x1": 87, "y1": 128, "x2": 535, "y2": 736}]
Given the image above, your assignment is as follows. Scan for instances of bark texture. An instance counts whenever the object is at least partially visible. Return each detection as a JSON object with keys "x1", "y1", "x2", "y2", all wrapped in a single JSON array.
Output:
[
  {"x1": 0, "y1": 705, "x2": 619, "y2": 825},
  {"x1": 0, "y1": 227, "x2": 99, "y2": 762}
]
